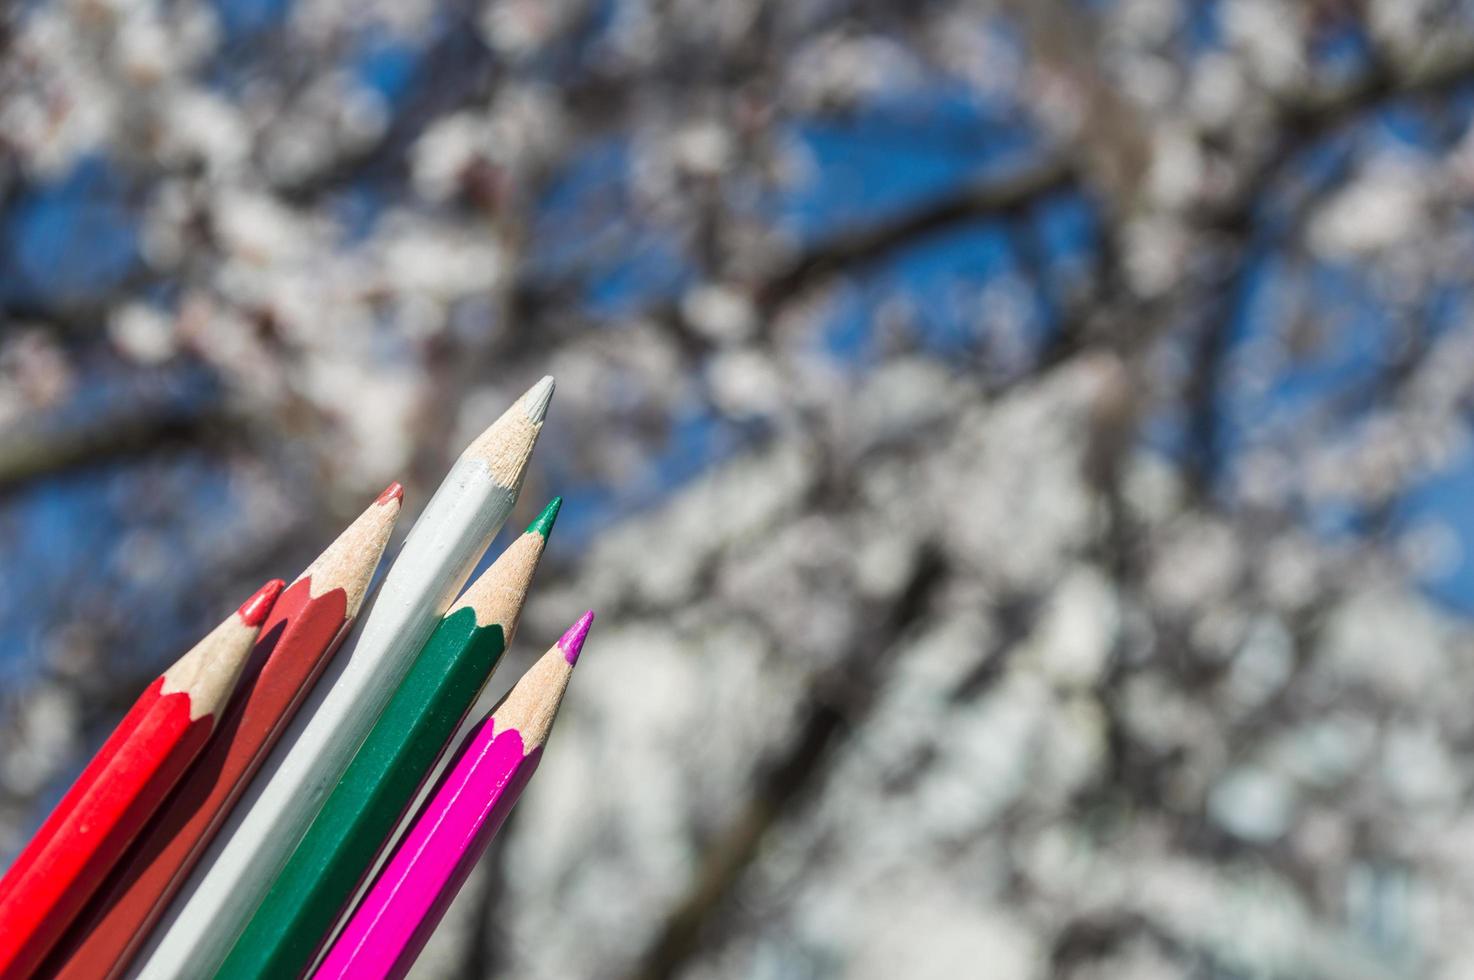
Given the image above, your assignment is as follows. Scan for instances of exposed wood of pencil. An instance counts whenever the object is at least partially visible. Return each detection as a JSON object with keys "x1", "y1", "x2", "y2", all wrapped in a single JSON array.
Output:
[
  {"x1": 46, "y1": 486, "x2": 405, "y2": 980},
  {"x1": 0, "y1": 579, "x2": 284, "y2": 980},
  {"x1": 218, "y1": 499, "x2": 560, "y2": 980},
  {"x1": 134, "y1": 376, "x2": 553, "y2": 980},
  {"x1": 313, "y1": 611, "x2": 593, "y2": 980}
]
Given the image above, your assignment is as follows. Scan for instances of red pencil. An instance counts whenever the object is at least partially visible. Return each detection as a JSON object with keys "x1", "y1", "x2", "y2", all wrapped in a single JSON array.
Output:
[
  {"x1": 0, "y1": 578, "x2": 284, "y2": 980},
  {"x1": 47, "y1": 485, "x2": 404, "y2": 980}
]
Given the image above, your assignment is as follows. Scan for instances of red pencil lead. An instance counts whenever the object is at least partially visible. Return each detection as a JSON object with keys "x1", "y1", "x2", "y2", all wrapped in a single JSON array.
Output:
[
  {"x1": 375, "y1": 481, "x2": 405, "y2": 506},
  {"x1": 237, "y1": 579, "x2": 286, "y2": 628},
  {"x1": 558, "y1": 610, "x2": 595, "y2": 665}
]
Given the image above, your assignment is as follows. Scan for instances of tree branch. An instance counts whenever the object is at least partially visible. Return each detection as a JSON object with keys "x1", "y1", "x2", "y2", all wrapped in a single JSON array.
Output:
[
  {"x1": 751, "y1": 155, "x2": 1078, "y2": 315},
  {"x1": 625, "y1": 547, "x2": 948, "y2": 980}
]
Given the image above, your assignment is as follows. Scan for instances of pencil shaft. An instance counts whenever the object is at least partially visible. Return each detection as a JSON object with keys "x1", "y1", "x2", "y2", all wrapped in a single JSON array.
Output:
[
  {"x1": 51, "y1": 592, "x2": 344, "y2": 979},
  {"x1": 314, "y1": 723, "x2": 539, "y2": 980},
  {"x1": 135, "y1": 383, "x2": 548, "y2": 980},
  {"x1": 0, "y1": 583, "x2": 279, "y2": 980},
  {"x1": 315, "y1": 615, "x2": 593, "y2": 980},
  {"x1": 48, "y1": 492, "x2": 399, "y2": 980},
  {"x1": 0, "y1": 682, "x2": 212, "y2": 980},
  {"x1": 218, "y1": 611, "x2": 505, "y2": 980},
  {"x1": 136, "y1": 477, "x2": 498, "y2": 979}
]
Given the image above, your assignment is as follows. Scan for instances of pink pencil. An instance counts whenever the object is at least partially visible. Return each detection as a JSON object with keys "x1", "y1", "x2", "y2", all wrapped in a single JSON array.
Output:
[{"x1": 312, "y1": 611, "x2": 594, "y2": 980}]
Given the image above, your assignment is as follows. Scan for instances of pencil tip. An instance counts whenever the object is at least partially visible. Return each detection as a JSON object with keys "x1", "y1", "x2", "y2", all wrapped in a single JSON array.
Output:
[
  {"x1": 523, "y1": 375, "x2": 555, "y2": 423},
  {"x1": 238, "y1": 579, "x2": 286, "y2": 627},
  {"x1": 558, "y1": 610, "x2": 595, "y2": 665},
  {"x1": 375, "y1": 481, "x2": 405, "y2": 506},
  {"x1": 525, "y1": 496, "x2": 562, "y2": 539}
]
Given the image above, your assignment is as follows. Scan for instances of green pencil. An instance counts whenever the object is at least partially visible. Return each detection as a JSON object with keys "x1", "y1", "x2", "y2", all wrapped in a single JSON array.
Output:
[{"x1": 216, "y1": 498, "x2": 561, "y2": 980}]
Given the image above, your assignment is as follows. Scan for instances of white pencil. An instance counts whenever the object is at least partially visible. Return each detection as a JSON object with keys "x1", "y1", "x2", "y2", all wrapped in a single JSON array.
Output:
[{"x1": 132, "y1": 377, "x2": 554, "y2": 980}]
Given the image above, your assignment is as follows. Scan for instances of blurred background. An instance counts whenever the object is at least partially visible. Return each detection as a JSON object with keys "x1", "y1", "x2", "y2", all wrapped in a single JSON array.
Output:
[{"x1": 7, "y1": 0, "x2": 1474, "y2": 977}]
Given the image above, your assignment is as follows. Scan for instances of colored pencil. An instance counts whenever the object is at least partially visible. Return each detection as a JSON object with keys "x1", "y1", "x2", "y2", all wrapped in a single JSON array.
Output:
[
  {"x1": 47, "y1": 485, "x2": 405, "y2": 980},
  {"x1": 313, "y1": 611, "x2": 594, "y2": 980},
  {"x1": 134, "y1": 377, "x2": 553, "y2": 980},
  {"x1": 218, "y1": 498, "x2": 562, "y2": 980},
  {"x1": 0, "y1": 579, "x2": 284, "y2": 980}
]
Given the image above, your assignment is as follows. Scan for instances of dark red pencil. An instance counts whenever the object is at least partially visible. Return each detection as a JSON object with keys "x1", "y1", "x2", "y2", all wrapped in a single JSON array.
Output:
[
  {"x1": 0, "y1": 578, "x2": 284, "y2": 980},
  {"x1": 47, "y1": 484, "x2": 404, "y2": 980}
]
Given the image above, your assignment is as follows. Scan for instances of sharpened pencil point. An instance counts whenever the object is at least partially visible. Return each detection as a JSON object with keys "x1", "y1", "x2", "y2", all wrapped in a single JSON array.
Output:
[
  {"x1": 558, "y1": 610, "x2": 594, "y2": 665},
  {"x1": 375, "y1": 481, "x2": 405, "y2": 506},
  {"x1": 523, "y1": 375, "x2": 555, "y2": 423},
  {"x1": 526, "y1": 497, "x2": 562, "y2": 539},
  {"x1": 238, "y1": 579, "x2": 286, "y2": 628}
]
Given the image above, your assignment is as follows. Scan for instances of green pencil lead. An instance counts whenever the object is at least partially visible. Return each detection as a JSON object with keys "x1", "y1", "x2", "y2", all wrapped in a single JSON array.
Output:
[{"x1": 525, "y1": 496, "x2": 562, "y2": 539}]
